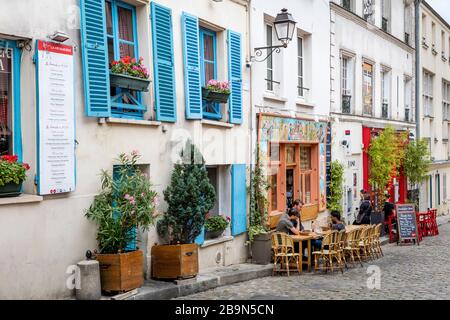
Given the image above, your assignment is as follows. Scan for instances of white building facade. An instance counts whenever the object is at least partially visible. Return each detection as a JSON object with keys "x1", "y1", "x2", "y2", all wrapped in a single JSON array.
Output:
[
  {"x1": 329, "y1": 0, "x2": 416, "y2": 223},
  {"x1": 0, "y1": 0, "x2": 250, "y2": 299},
  {"x1": 250, "y1": 0, "x2": 331, "y2": 229},
  {"x1": 418, "y1": 1, "x2": 450, "y2": 215}
]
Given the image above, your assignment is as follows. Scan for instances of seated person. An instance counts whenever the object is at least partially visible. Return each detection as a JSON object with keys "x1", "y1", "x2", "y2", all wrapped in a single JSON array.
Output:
[
  {"x1": 330, "y1": 210, "x2": 346, "y2": 231},
  {"x1": 276, "y1": 208, "x2": 300, "y2": 235}
]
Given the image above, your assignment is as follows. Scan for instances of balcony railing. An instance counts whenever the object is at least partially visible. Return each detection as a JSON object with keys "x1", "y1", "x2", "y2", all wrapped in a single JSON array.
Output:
[
  {"x1": 342, "y1": 94, "x2": 351, "y2": 114},
  {"x1": 404, "y1": 32, "x2": 410, "y2": 45},
  {"x1": 382, "y1": 18, "x2": 389, "y2": 32},
  {"x1": 405, "y1": 107, "x2": 410, "y2": 122},
  {"x1": 381, "y1": 103, "x2": 389, "y2": 119},
  {"x1": 342, "y1": 0, "x2": 352, "y2": 11}
]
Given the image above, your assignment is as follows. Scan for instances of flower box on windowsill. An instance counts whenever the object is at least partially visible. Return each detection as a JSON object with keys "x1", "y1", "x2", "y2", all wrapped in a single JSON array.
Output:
[
  {"x1": 109, "y1": 72, "x2": 151, "y2": 92},
  {"x1": 202, "y1": 87, "x2": 230, "y2": 104},
  {"x1": 0, "y1": 182, "x2": 22, "y2": 198}
]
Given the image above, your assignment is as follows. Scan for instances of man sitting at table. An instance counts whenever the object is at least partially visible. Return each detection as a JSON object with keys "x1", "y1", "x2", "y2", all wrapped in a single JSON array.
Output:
[
  {"x1": 291, "y1": 199, "x2": 305, "y2": 232},
  {"x1": 276, "y1": 208, "x2": 301, "y2": 235},
  {"x1": 312, "y1": 211, "x2": 345, "y2": 250}
]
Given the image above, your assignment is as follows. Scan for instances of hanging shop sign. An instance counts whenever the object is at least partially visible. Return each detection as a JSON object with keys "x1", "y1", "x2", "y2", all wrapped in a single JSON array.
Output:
[{"x1": 36, "y1": 40, "x2": 75, "y2": 195}]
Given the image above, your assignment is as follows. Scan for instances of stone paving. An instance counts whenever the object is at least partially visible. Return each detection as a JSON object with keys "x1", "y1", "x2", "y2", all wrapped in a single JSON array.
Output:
[{"x1": 177, "y1": 223, "x2": 450, "y2": 300}]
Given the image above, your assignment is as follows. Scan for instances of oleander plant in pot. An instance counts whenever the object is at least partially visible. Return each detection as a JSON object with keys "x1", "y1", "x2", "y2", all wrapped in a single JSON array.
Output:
[
  {"x1": 202, "y1": 79, "x2": 231, "y2": 104},
  {"x1": 0, "y1": 155, "x2": 30, "y2": 197},
  {"x1": 85, "y1": 151, "x2": 158, "y2": 293},
  {"x1": 204, "y1": 214, "x2": 230, "y2": 239},
  {"x1": 109, "y1": 56, "x2": 151, "y2": 92},
  {"x1": 153, "y1": 140, "x2": 215, "y2": 280}
]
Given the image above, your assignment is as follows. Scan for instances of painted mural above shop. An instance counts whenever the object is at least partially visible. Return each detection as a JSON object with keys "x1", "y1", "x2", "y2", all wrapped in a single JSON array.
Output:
[{"x1": 258, "y1": 114, "x2": 328, "y2": 212}]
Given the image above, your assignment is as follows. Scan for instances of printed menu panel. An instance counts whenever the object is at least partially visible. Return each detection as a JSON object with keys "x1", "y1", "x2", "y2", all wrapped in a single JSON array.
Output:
[
  {"x1": 36, "y1": 40, "x2": 75, "y2": 195},
  {"x1": 395, "y1": 204, "x2": 418, "y2": 243}
]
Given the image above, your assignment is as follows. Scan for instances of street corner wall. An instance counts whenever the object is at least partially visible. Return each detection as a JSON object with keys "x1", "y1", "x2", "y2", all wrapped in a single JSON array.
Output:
[{"x1": 198, "y1": 233, "x2": 248, "y2": 270}]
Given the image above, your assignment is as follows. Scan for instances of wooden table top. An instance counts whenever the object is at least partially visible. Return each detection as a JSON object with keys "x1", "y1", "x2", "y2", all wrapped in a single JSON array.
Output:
[{"x1": 291, "y1": 232, "x2": 325, "y2": 241}]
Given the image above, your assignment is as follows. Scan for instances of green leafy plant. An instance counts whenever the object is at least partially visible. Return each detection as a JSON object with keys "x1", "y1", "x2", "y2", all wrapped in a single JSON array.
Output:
[
  {"x1": 204, "y1": 215, "x2": 230, "y2": 232},
  {"x1": 157, "y1": 140, "x2": 216, "y2": 244},
  {"x1": 368, "y1": 126, "x2": 406, "y2": 211},
  {"x1": 0, "y1": 155, "x2": 30, "y2": 187},
  {"x1": 205, "y1": 79, "x2": 230, "y2": 94},
  {"x1": 328, "y1": 160, "x2": 344, "y2": 212},
  {"x1": 404, "y1": 138, "x2": 431, "y2": 187},
  {"x1": 85, "y1": 151, "x2": 158, "y2": 254},
  {"x1": 247, "y1": 160, "x2": 270, "y2": 244}
]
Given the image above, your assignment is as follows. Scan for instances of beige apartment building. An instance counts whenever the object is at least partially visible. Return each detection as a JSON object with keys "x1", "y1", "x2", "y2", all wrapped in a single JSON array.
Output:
[{"x1": 419, "y1": 1, "x2": 450, "y2": 214}]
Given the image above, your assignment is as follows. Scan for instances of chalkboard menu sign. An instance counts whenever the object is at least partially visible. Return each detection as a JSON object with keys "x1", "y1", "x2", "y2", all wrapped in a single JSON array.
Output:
[{"x1": 395, "y1": 204, "x2": 419, "y2": 245}]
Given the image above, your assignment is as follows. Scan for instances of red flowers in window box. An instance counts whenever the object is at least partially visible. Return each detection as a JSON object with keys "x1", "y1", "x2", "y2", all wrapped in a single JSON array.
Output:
[
  {"x1": 110, "y1": 56, "x2": 150, "y2": 79},
  {"x1": 0, "y1": 154, "x2": 30, "y2": 189}
]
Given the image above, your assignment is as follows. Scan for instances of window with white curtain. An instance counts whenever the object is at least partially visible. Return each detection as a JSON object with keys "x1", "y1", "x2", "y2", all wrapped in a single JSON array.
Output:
[
  {"x1": 423, "y1": 70, "x2": 434, "y2": 117},
  {"x1": 381, "y1": 69, "x2": 391, "y2": 118},
  {"x1": 341, "y1": 54, "x2": 354, "y2": 114}
]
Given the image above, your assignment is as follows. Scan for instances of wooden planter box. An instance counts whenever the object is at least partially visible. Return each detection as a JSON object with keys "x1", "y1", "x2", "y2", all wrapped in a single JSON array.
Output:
[
  {"x1": 0, "y1": 182, "x2": 22, "y2": 198},
  {"x1": 202, "y1": 87, "x2": 230, "y2": 103},
  {"x1": 109, "y1": 72, "x2": 151, "y2": 92},
  {"x1": 95, "y1": 250, "x2": 144, "y2": 293},
  {"x1": 151, "y1": 243, "x2": 198, "y2": 279}
]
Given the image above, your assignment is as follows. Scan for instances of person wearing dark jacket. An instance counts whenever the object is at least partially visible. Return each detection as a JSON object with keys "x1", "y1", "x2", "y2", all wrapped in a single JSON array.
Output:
[{"x1": 354, "y1": 193, "x2": 372, "y2": 225}]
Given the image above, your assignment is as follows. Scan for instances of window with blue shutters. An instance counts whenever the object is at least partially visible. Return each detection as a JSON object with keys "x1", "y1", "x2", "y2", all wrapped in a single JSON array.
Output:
[
  {"x1": 151, "y1": 2, "x2": 177, "y2": 122},
  {"x1": 105, "y1": 0, "x2": 144, "y2": 119},
  {"x1": 231, "y1": 164, "x2": 247, "y2": 236}
]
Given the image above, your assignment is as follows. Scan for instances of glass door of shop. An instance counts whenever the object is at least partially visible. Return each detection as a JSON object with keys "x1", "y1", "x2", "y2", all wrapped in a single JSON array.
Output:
[{"x1": 284, "y1": 144, "x2": 299, "y2": 209}]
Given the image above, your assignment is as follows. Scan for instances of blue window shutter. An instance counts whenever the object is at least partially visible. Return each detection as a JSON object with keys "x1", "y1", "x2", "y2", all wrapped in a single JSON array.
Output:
[
  {"x1": 79, "y1": 0, "x2": 111, "y2": 117},
  {"x1": 195, "y1": 227, "x2": 205, "y2": 245},
  {"x1": 151, "y1": 2, "x2": 176, "y2": 122},
  {"x1": 182, "y1": 12, "x2": 202, "y2": 120},
  {"x1": 227, "y1": 30, "x2": 243, "y2": 124},
  {"x1": 231, "y1": 164, "x2": 247, "y2": 236}
]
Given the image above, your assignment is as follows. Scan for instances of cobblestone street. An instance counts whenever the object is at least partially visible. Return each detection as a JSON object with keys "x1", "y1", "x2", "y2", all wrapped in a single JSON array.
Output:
[{"x1": 177, "y1": 223, "x2": 450, "y2": 300}]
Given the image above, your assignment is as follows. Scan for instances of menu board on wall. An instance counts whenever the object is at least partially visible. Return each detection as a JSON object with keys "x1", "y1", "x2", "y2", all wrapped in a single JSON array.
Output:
[{"x1": 36, "y1": 40, "x2": 75, "y2": 195}]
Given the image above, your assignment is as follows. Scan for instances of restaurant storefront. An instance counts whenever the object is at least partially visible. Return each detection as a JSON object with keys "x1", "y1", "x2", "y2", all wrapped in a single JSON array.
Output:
[{"x1": 258, "y1": 114, "x2": 328, "y2": 228}]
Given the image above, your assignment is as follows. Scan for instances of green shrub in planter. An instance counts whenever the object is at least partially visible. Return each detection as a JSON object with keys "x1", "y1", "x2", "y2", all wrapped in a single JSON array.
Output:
[{"x1": 204, "y1": 215, "x2": 230, "y2": 232}]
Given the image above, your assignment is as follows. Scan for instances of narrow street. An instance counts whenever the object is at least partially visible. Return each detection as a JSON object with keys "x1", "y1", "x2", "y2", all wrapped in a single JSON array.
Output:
[{"x1": 177, "y1": 223, "x2": 450, "y2": 300}]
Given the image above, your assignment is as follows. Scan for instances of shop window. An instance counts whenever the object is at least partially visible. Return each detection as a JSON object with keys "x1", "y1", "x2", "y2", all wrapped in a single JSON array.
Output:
[
  {"x1": 0, "y1": 46, "x2": 12, "y2": 155},
  {"x1": 300, "y1": 146, "x2": 312, "y2": 205},
  {"x1": 200, "y1": 28, "x2": 221, "y2": 120},
  {"x1": 105, "y1": 0, "x2": 143, "y2": 119},
  {"x1": 362, "y1": 62, "x2": 374, "y2": 116}
]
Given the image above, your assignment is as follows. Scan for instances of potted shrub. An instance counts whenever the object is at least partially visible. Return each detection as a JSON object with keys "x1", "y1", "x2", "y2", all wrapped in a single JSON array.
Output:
[
  {"x1": 247, "y1": 161, "x2": 272, "y2": 265},
  {"x1": 0, "y1": 155, "x2": 30, "y2": 197},
  {"x1": 85, "y1": 151, "x2": 158, "y2": 293},
  {"x1": 109, "y1": 56, "x2": 151, "y2": 92},
  {"x1": 152, "y1": 140, "x2": 215, "y2": 280},
  {"x1": 204, "y1": 214, "x2": 230, "y2": 239},
  {"x1": 202, "y1": 80, "x2": 231, "y2": 104}
]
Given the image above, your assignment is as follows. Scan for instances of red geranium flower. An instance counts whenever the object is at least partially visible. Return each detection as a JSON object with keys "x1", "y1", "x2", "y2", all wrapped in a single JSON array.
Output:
[
  {"x1": 1, "y1": 155, "x2": 18, "y2": 163},
  {"x1": 131, "y1": 58, "x2": 136, "y2": 64},
  {"x1": 22, "y1": 163, "x2": 30, "y2": 170}
]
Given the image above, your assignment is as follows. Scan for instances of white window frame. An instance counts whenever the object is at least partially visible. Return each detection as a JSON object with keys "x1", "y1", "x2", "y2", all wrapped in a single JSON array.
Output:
[
  {"x1": 381, "y1": 0, "x2": 391, "y2": 33},
  {"x1": 362, "y1": 61, "x2": 374, "y2": 116},
  {"x1": 341, "y1": 53, "x2": 354, "y2": 114},
  {"x1": 404, "y1": 76, "x2": 412, "y2": 122},
  {"x1": 381, "y1": 68, "x2": 391, "y2": 118},
  {"x1": 265, "y1": 24, "x2": 274, "y2": 92},
  {"x1": 297, "y1": 36, "x2": 304, "y2": 98},
  {"x1": 423, "y1": 70, "x2": 434, "y2": 117},
  {"x1": 443, "y1": 80, "x2": 450, "y2": 121}
]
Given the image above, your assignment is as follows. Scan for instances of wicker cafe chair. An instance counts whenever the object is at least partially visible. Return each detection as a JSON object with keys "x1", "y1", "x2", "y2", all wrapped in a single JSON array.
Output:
[
  {"x1": 372, "y1": 224, "x2": 383, "y2": 258},
  {"x1": 313, "y1": 231, "x2": 344, "y2": 273},
  {"x1": 271, "y1": 232, "x2": 301, "y2": 276},
  {"x1": 358, "y1": 226, "x2": 372, "y2": 262},
  {"x1": 343, "y1": 229, "x2": 363, "y2": 268}
]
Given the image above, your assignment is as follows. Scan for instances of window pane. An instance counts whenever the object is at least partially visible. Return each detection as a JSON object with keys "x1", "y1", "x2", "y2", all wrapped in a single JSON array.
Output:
[
  {"x1": 270, "y1": 143, "x2": 280, "y2": 162},
  {"x1": 271, "y1": 174, "x2": 277, "y2": 211},
  {"x1": 119, "y1": 43, "x2": 135, "y2": 59},
  {"x1": 203, "y1": 34, "x2": 214, "y2": 61},
  {"x1": 204, "y1": 62, "x2": 215, "y2": 84},
  {"x1": 107, "y1": 37, "x2": 114, "y2": 63},
  {"x1": 0, "y1": 48, "x2": 13, "y2": 155},
  {"x1": 363, "y1": 62, "x2": 373, "y2": 114},
  {"x1": 118, "y1": 6, "x2": 134, "y2": 42},
  {"x1": 266, "y1": 25, "x2": 273, "y2": 91},
  {"x1": 286, "y1": 146, "x2": 295, "y2": 164},
  {"x1": 105, "y1": 1, "x2": 113, "y2": 35},
  {"x1": 300, "y1": 146, "x2": 311, "y2": 170},
  {"x1": 305, "y1": 173, "x2": 311, "y2": 204}
]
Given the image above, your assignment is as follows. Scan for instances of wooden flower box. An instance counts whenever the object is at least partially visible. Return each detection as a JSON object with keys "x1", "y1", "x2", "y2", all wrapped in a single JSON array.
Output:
[
  {"x1": 202, "y1": 87, "x2": 230, "y2": 104},
  {"x1": 109, "y1": 72, "x2": 151, "y2": 92},
  {"x1": 95, "y1": 249, "x2": 144, "y2": 293},
  {"x1": 151, "y1": 243, "x2": 199, "y2": 279}
]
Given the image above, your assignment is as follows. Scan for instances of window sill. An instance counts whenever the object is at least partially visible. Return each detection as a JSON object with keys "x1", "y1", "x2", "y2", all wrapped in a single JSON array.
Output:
[
  {"x1": 296, "y1": 99, "x2": 315, "y2": 108},
  {"x1": 100, "y1": 117, "x2": 161, "y2": 127},
  {"x1": 263, "y1": 93, "x2": 288, "y2": 104},
  {"x1": 201, "y1": 235, "x2": 234, "y2": 248},
  {"x1": 0, "y1": 194, "x2": 43, "y2": 206},
  {"x1": 201, "y1": 119, "x2": 234, "y2": 129},
  {"x1": 424, "y1": 115, "x2": 435, "y2": 119}
]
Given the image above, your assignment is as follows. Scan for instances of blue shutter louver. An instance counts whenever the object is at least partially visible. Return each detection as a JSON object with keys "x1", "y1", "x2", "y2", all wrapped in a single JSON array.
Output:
[
  {"x1": 79, "y1": 0, "x2": 111, "y2": 117},
  {"x1": 182, "y1": 12, "x2": 202, "y2": 119},
  {"x1": 231, "y1": 164, "x2": 247, "y2": 236},
  {"x1": 227, "y1": 30, "x2": 243, "y2": 124},
  {"x1": 151, "y1": 2, "x2": 176, "y2": 122}
]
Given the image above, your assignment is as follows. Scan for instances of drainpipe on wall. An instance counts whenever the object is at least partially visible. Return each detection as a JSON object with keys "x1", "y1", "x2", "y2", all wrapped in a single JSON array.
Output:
[{"x1": 415, "y1": 0, "x2": 421, "y2": 139}]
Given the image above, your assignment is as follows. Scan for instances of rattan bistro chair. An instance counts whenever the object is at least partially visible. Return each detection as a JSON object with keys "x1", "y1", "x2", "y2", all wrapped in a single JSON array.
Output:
[
  {"x1": 343, "y1": 228, "x2": 363, "y2": 267},
  {"x1": 271, "y1": 232, "x2": 301, "y2": 276},
  {"x1": 313, "y1": 231, "x2": 344, "y2": 273},
  {"x1": 358, "y1": 226, "x2": 372, "y2": 262},
  {"x1": 372, "y1": 224, "x2": 383, "y2": 258}
]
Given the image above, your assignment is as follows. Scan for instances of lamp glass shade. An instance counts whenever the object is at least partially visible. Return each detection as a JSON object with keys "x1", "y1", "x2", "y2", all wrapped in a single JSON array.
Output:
[{"x1": 274, "y1": 8, "x2": 297, "y2": 45}]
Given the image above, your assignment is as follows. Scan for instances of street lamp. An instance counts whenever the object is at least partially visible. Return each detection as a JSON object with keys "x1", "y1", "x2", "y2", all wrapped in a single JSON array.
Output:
[{"x1": 252, "y1": 8, "x2": 297, "y2": 63}]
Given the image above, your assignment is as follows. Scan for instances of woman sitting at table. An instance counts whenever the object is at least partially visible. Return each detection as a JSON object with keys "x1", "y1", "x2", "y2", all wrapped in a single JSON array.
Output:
[{"x1": 312, "y1": 211, "x2": 346, "y2": 250}]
